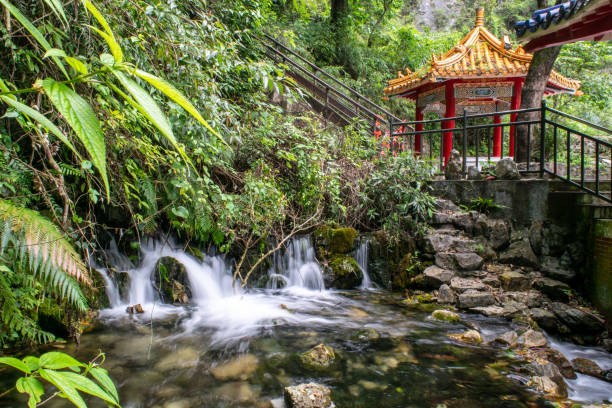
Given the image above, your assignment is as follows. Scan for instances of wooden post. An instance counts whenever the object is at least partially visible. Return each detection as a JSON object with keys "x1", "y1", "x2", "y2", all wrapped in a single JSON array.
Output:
[
  {"x1": 509, "y1": 79, "x2": 523, "y2": 157},
  {"x1": 415, "y1": 107, "x2": 424, "y2": 155},
  {"x1": 493, "y1": 110, "x2": 502, "y2": 157},
  {"x1": 443, "y1": 82, "x2": 455, "y2": 165}
]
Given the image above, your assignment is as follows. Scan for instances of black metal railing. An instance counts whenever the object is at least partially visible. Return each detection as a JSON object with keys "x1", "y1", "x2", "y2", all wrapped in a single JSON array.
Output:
[
  {"x1": 258, "y1": 34, "x2": 403, "y2": 134},
  {"x1": 390, "y1": 101, "x2": 611, "y2": 203}
]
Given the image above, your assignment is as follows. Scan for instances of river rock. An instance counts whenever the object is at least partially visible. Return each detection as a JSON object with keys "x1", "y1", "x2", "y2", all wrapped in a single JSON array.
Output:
[
  {"x1": 472, "y1": 305, "x2": 506, "y2": 317},
  {"x1": 535, "y1": 348, "x2": 575, "y2": 379},
  {"x1": 435, "y1": 252, "x2": 483, "y2": 271},
  {"x1": 437, "y1": 284, "x2": 456, "y2": 304},
  {"x1": 572, "y1": 358, "x2": 604, "y2": 379},
  {"x1": 496, "y1": 158, "x2": 520, "y2": 180},
  {"x1": 210, "y1": 354, "x2": 259, "y2": 381},
  {"x1": 299, "y1": 344, "x2": 335, "y2": 371},
  {"x1": 416, "y1": 266, "x2": 455, "y2": 289},
  {"x1": 448, "y1": 330, "x2": 482, "y2": 345},
  {"x1": 529, "y1": 308, "x2": 560, "y2": 332},
  {"x1": 327, "y1": 255, "x2": 363, "y2": 289},
  {"x1": 527, "y1": 376, "x2": 566, "y2": 398},
  {"x1": 155, "y1": 257, "x2": 191, "y2": 303},
  {"x1": 532, "y1": 278, "x2": 570, "y2": 302},
  {"x1": 445, "y1": 150, "x2": 462, "y2": 180},
  {"x1": 494, "y1": 331, "x2": 518, "y2": 347},
  {"x1": 551, "y1": 303, "x2": 606, "y2": 338},
  {"x1": 432, "y1": 309, "x2": 460, "y2": 322},
  {"x1": 499, "y1": 271, "x2": 531, "y2": 291},
  {"x1": 487, "y1": 219, "x2": 510, "y2": 250},
  {"x1": 499, "y1": 240, "x2": 539, "y2": 268},
  {"x1": 216, "y1": 382, "x2": 258, "y2": 403},
  {"x1": 284, "y1": 383, "x2": 332, "y2": 408},
  {"x1": 516, "y1": 329, "x2": 547, "y2": 348},
  {"x1": 156, "y1": 347, "x2": 199, "y2": 372},
  {"x1": 457, "y1": 290, "x2": 495, "y2": 309},
  {"x1": 126, "y1": 304, "x2": 145, "y2": 314},
  {"x1": 450, "y1": 277, "x2": 486, "y2": 292}
]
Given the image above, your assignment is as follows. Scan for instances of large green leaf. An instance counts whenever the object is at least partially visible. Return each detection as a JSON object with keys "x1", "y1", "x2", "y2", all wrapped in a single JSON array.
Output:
[
  {"x1": 0, "y1": 95, "x2": 80, "y2": 158},
  {"x1": 0, "y1": 0, "x2": 69, "y2": 79},
  {"x1": 0, "y1": 357, "x2": 31, "y2": 374},
  {"x1": 84, "y1": 0, "x2": 123, "y2": 63},
  {"x1": 60, "y1": 371, "x2": 119, "y2": 406},
  {"x1": 113, "y1": 71, "x2": 192, "y2": 167},
  {"x1": 39, "y1": 352, "x2": 85, "y2": 370},
  {"x1": 39, "y1": 369, "x2": 86, "y2": 408},
  {"x1": 42, "y1": 78, "x2": 109, "y2": 197},
  {"x1": 133, "y1": 69, "x2": 226, "y2": 145},
  {"x1": 44, "y1": 49, "x2": 88, "y2": 75},
  {"x1": 16, "y1": 377, "x2": 44, "y2": 408},
  {"x1": 89, "y1": 366, "x2": 119, "y2": 402}
]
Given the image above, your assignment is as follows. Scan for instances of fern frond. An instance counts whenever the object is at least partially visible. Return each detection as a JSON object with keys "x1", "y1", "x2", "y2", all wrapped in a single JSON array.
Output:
[{"x1": 0, "y1": 199, "x2": 89, "y2": 311}]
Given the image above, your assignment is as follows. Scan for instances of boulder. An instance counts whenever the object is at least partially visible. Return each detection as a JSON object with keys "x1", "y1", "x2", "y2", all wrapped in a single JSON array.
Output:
[
  {"x1": 451, "y1": 212, "x2": 476, "y2": 235},
  {"x1": 516, "y1": 329, "x2": 547, "y2": 348},
  {"x1": 457, "y1": 290, "x2": 495, "y2": 309},
  {"x1": 313, "y1": 226, "x2": 358, "y2": 256},
  {"x1": 528, "y1": 222, "x2": 567, "y2": 257},
  {"x1": 529, "y1": 308, "x2": 560, "y2": 332},
  {"x1": 527, "y1": 376, "x2": 567, "y2": 398},
  {"x1": 532, "y1": 278, "x2": 570, "y2": 302},
  {"x1": 499, "y1": 240, "x2": 539, "y2": 268},
  {"x1": 126, "y1": 304, "x2": 145, "y2": 314},
  {"x1": 437, "y1": 284, "x2": 456, "y2": 304},
  {"x1": 472, "y1": 305, "x2": 506, "y2": 317},
  {"x1": 284, "y1": 383, "x2": 332, "y2": 408},
  {"x1": 541, "y1": 257, "x2": 576, "y2": 282},
  {"x1": 551, "y1": 303, "x2": 606, "y2": 336},
  {"x1": 486, "y1": 220, "x2": 510, "y2": 250},
  {"x1": 432, "y1": 309, "x2": 460, "y2": 322},
  {"x1": 499, "y1": 271, "x2": 531, "y2": 291},
  {"x1": 534, "y1": 348, "x2": 575, "y2": 379},
  {"x1": 450, "y1": 277, "x2": 486, "y2": 292},
  {"x1": 467, "y1": 166, "x2": 482, "y2": 180},
  {"x1": 494, "y1": 331, "x2": 518, "y2": 348},
  {"x1": 495, "y1": 158, "x2": 520, "y2": 180},
  {"x1": 448, "y1": 330, "x2": 482, "y2": 345},
  {"x1": 210, "y1": 354, "x2": 259, "y2": 381},
  {"x1": 299, "y1": 344, "x2": 335, "y2": 371},
  {"x1": 445, "y1": 149, "x2": 462, "y2": 180},
  {"x1": 155, "y1": 257, "x2": 191, "y2": 303},
  {"x1": 415, "y1": 266, "x2": 455, "y2": 289},
  {"x1": 420, "y1": 233, "x2": 474, "y2": 254},
  {"x1": 572, "y1": 358, "x2": 604, "y2": 379},
  {"x1": 327, "y1": 255, "x2": 363, "y2": 289},
  {"x1": 436, "y1": 199, "x2": 461, "y2": 213},
  {"x1": 435, "y1": 252, "x2": 483, "y2": 271}
]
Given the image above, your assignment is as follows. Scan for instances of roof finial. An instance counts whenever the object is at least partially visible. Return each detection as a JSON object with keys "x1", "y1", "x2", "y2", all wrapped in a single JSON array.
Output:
[{"x1": 476, "y1": 8, "x2": 485, "y2": 27}]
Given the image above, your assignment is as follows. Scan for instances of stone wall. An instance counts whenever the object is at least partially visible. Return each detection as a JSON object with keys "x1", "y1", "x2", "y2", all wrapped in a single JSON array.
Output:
[{"x1": 592, "y1": 220, "x2": 612, "y2": 321}]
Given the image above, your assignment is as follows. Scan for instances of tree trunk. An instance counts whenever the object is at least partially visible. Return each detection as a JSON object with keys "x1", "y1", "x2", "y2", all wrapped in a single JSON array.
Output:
[{"x1": 330, "y1": 0, "x2": 349, "y2": 24}]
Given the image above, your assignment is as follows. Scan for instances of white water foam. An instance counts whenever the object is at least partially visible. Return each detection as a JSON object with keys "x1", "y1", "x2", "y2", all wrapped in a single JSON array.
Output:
[{"x1": 354, "y1": 238, "x2": 372, "y2": 289}]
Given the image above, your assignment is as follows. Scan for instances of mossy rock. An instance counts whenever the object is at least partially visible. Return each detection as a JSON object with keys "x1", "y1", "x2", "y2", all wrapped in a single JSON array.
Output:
[
  {"x1": 432, "y1": 309, "x2": 461, "y2": 322},
  {"x1": 314, "y1": 226, "x2": 358, "y2": 256},
  {"x1": 392, "y1": 253, "x2": 427, "y2": 290},
  {"x1": 154, "y1": 257, "x2": 191, "y2": 303},
  {"x1": 327, "y1": 255, "x2": 363, "y2": 289},
  {"x1": 299, "y1": 344, "x2": 336, "y2": 371}
]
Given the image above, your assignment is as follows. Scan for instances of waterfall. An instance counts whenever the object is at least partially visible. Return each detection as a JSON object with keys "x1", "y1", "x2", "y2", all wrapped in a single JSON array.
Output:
[
  {"x1": 95, "y1": 268, "x2": 121, "y2": 308},
  {"x1": 354, "y1": 238, "x2": 372, "y2": 289},
  {"x1": 267, "y1": 236, "x2": 325, "y2": 291}
]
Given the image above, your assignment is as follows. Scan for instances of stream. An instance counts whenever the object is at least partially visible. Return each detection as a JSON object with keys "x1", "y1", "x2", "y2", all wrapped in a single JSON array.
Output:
[{"x1": 1, "y1": 237, "x2": 611, "y2": 407}]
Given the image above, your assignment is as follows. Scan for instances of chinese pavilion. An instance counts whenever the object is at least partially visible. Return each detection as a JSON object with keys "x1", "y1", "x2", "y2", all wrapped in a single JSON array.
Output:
[
  {"x1": 383, "y1": 9, "x2": 582, "y2": 163},
  {"x1": 516, "y1": 0, "x2": 612, "y2": 53}
]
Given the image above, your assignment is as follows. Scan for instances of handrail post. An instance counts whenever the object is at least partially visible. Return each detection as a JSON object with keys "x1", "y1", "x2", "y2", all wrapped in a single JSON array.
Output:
[
  {"x1": 540, "y1": 100, "x2": 547, "y2": 178},
  {"x1": 462, "y1": 110, "x2": 468, "y2": 178}
]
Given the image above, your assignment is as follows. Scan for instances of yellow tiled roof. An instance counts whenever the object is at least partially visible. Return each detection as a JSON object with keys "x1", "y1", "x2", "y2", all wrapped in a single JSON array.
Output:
[{"x1": 384, "y1": 9, "x2": 581, "y2": 98}]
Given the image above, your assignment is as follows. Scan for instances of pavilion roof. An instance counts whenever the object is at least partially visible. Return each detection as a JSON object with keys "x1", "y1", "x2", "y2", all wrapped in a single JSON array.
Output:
[{"x1": 384, "y1": 9, "x2": 582, "y2": 99}]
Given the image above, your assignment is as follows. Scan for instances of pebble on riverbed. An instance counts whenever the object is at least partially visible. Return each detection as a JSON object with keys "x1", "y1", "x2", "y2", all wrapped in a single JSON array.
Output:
[{"x1": 284, "y1": 383, "x2": 332, "y2": 408}]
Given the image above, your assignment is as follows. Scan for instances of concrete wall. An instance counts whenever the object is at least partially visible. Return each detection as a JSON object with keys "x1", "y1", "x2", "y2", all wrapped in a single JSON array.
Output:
[{"x1": 592, "y1": 220, "x2": 612, "y2": 319}]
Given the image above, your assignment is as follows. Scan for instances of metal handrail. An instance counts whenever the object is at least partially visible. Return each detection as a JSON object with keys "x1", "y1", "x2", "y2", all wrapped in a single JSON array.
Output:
[{"x1": 546, "y1": 106, "x2": 612, "y2": 135}]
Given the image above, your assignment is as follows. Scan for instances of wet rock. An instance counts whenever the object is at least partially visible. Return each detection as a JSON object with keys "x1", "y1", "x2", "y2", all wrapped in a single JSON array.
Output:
[
  {"x1": 533, "y1": 278, "x2": 570, "y2": 302},
  {"x1": 435, "y1": 252, "x2": 483, "y2": 271},
  {"x1": 126, "y1": 304, "x2": 145, "y2": 314},
  {"x1": 299, "y1": 344, "x2": 335, "y2": 371},
  {"x1": 155, "y1": 347, "x2": 199, "y2": 371},
  {"x1": 437, "y1": 284, "x2": 456, "y2": 304},
  {"x1": 486, "y1": 220, "x2": 510, "y2": 250},
  {"x1": 516, "y1": 329, "x2": 547, "y2": 348},
  {"x1": 529, "y1": 308, "x2": 560, "y2": 332},
  {"x1": 494, "y1": 331, "x2": 518, "y2": 347},
  {"x1": 352, "y1": 328, "x2": 381, "y2": 342},
  {"x1": 216, "y1": 382, "x2": 258, "y2": 403},
  {"x1": 467, "y1": 166, "x2": 481, "y2": 180},
  {"x1": 450, "y1": 277, "x2": 486, "y2": 292},
  {"x1": 313, "y1": 226, "x2": 358, "y2": 255},
  {"x1": 210, "y1": 354, "x2": 259, "y2": 381},
  {"x1": 535, "y1": 348, "x2": 575, "y2": 379},
  {"x1": 457, "y1": 290, "x2": 495, "y2": 309},
  {"x1": 432, "y1": 309, "x2": 460, "y2": 322},
  {"x1": 540, "y1": 257, "x2": 576, "y2": 282},
  {"x1": 572, "y1": 358, "x2": 604, "y2": 379},
  {"x1": 495, "y1": 158, "x2": 520, "y2": 180},
  {"x1": 163, "y1": 400, "x2": 192, "y2": 408},
  {"x1": 284, "y1": 383, "x2": 332, "y2": 408},
  {"x1": 472, "y1": 305, "x2": 506, "y2": 317},
  {"x1": 527, "y1": 376, "x2": 567, "y2": 398},
  {"x1": 415, "y1": 266, "x2": 455, "y2": 289},
  {"x1": 155, "y1": 257, "x2": 191, "y2": 303},
  {"x1": 445, "y1": 149, "x2": 462, "y2": 180},
  {"x1": 499, "y1": 240, "x2": 539, "y2": 268},
  {"x1": 327, "y1": 255, "x2": 363, "y2": 289},
  {"x1": 551, "y1": 303, "x2": 606, "y2": 338},
  {"x1": 448, "y1": 330, "x2": 482, "y2": 345},
  {"x1": 499, "y1": 271, "x2": 531, "y2": 291}
]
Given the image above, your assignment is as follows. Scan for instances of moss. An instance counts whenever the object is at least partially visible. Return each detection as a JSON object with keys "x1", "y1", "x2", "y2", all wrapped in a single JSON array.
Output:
[
  {"x1": 432, "y1": 309, "x2": 461, "y2": 322},
  {"x1": 392, "y1": 253, "x2": 425, "y2": 290},
  {"x1": 299, "y1": 344, "x2": 336, "y2": 371},
  {"x1": 329, "y1": 255, "x2": 363, "y2": 289},
  {"x1": 314, "y1": 225, "x2": 357, "y2": 255}
]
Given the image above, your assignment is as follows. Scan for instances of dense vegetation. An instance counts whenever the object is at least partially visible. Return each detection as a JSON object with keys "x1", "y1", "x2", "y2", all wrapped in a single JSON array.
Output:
[{"x1": 0, "y1": 0, "x2": 609, "y2": 348}]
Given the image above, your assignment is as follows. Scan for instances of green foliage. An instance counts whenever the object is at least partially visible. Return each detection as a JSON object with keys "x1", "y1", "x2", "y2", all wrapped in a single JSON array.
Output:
[{"x1": 0, "y1": 351, "x2": 120, "y2": 408}]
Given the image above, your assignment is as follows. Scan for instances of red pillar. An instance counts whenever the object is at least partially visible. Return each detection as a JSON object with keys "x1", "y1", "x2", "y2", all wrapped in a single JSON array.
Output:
[
  {"x1": 509, "y1": 79, "x2": 523, "y2": 157},
  {"x1": 443, "y1": 82, "x2": 455, "y2": 165},
  {"x1": 493, "y1": 109, "x2": 502, "y2": 157},
  {"x1": 414, "y1": 107, "x2": 424, "y2": 155}
]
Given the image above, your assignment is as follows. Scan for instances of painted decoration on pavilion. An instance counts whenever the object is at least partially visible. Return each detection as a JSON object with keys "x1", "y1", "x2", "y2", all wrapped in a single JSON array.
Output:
[{"x1": 417, "y1": 87, "x2": 445, "y2": 108}]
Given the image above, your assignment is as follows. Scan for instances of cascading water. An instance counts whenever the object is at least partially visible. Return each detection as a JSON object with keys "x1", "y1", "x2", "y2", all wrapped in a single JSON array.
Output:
[
  {"x1": 267, "y1": 236, "x2": 325, "y2": 291},
  {"x1": 354, "y1": 238, "x2": 372, "y2": 289}
]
